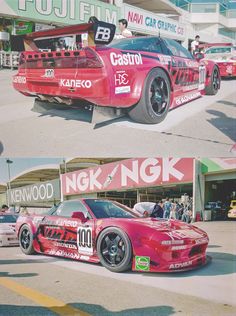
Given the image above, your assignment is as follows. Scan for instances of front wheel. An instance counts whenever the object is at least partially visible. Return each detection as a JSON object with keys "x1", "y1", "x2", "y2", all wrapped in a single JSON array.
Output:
[
  {"x1": 129, "y1": 68, "x2": 171, "y2": 124},
  {"x1": 19, "y1": 224, "x2": 36, "y2": 255},
  {"x1": 97, "y1": 227, "x2": 132, "y2": 272},
  {"x1": 205, "y1": 66, "x2": 220, "y2": 95}
]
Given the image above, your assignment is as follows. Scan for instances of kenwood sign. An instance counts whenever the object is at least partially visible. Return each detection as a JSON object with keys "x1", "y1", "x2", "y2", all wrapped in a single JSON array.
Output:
[
  {"x1": 61, "y1": 158, "x2": 194, "y2": 196},
  {"x1": 9, "y1": 179, "x2": 60, "y2": 205}
]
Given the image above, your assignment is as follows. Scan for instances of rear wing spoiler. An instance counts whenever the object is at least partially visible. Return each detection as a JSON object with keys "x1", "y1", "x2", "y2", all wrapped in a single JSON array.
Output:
[{"x1": 22, "y1": 21, "x2": 116, "y2": 51}]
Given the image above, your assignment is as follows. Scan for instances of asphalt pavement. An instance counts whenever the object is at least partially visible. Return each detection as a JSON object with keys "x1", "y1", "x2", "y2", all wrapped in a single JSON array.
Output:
[
  {"x1": 0, "y1": 221, "x2": 236, "y2": 316},
  {"x1": 0, "y1": 69, "x2": 235, "y2": 157}
]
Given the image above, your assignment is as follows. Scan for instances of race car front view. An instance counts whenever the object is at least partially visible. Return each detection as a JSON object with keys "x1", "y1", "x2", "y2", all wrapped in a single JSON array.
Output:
[
  {"x1": 13, "y1": 20, "x2": 221, "y2": 124},
  {"x1": 16, "y1": 199, "x2": 209, "y2": 273}
]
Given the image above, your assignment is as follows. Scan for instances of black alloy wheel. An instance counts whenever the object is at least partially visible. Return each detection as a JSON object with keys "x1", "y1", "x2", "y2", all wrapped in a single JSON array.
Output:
[
  {"x1": 97, "y1": 227, "x2": 132, "y2": 272},
  {"x1": 129, "y1": 68, "x2": 171, "y2": 124},
  {"x1": 19, "y1": 224, "x2": 36, "y2": 255}
]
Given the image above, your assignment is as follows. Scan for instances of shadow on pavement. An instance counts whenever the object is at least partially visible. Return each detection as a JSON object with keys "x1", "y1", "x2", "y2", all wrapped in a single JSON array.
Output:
[
  {"x1": 0, "y1": 271, "x2": 38, "y2": 278},
  {"x1": 206, "y1": 109, "x2": 236, "y2": 142},
  {"x1": 0, "y1": 258, "x2": 57, "y2": 265},
  {"x1": 207, "y1": 244, "x2": 222, "y2": 248},
  {"x1": 217, "y1": 100, "x2": 236, "y2": 107},
  {"x1": 0, "y1": 305, "x2": 55, "y2": 316},
  {"x1": 0, "y1": 304, "x2": 175, "y2": 316}
]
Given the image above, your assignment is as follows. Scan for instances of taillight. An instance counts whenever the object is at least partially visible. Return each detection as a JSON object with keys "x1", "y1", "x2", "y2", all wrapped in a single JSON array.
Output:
[
  {"x1": 78, "y1": 47, "x2": 103, "y2": 68},
  {"x1": 19, "y1": 53, "x2": 26, "y2": 67}
]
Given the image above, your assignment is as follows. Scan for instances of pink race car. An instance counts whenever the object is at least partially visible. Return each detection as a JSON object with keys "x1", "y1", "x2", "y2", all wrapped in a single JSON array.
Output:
[
  {"x1": 16, "y1": 199, "x2": 209, "y2": 273},
  {"x1": 13, "y1": 20, "x2": 220, "y2": 124}
]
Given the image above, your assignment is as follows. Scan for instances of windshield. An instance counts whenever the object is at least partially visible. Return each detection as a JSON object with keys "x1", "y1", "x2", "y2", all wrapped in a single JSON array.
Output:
[
  {"x1": 0, "y1": 214, "x2": 18, "y2": 223},
  {"x1": 85, "y1": 199, "x2": 138, "y2": 219}
]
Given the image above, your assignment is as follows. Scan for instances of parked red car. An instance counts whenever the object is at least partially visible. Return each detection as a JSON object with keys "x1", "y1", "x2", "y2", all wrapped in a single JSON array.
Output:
[
  {"x1": 16, "y1": 199, "x2": 209, "y2": 273},
  {"x1": 13, "y1": 21, "x2": 220, "y2": 124}
]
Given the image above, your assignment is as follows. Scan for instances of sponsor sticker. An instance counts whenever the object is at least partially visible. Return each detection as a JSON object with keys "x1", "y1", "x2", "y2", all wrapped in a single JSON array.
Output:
[
  {"x1": 110, "y1": 52, "x2": 143, "y2": 66},
  {"x1": 175, "y1": 91, "x2": 201, "y2": 106},
  {"x1": 135, "y1": 256, "x2": 150, "y2": 271},
  {"x1": 169, "y1": 261, "x2": 192, "y2": 269},
  {"x1": 59, "y1": 79, "x2": 92, "y2": 88},
  {"x1": 115, "y1": 86, "x2": 131, "y2": 94},
  {"x1": 42, "y1": 69, "x2": 54, "y2": 78},
  {"x1": 48, "y1": 249, "x2": 80, "y2": 260},
  {"x1": 54, "y1": 242, "x2": 77, "y2": 250},
  {"x1": 13, "y1": 76, "x2": 26, "y2": 84},
  {"x1": 114, "y1": 71, "x2": 129, "y2": 86},
  {"x1": 95, "y1": 26, "x2": 111, "y2": 42}
]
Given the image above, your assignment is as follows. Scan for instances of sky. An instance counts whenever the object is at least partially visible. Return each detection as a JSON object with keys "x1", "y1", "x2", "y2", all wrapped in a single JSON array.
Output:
[{"x1": 0, "y1": 158, "x2": 63, "y2": 183}]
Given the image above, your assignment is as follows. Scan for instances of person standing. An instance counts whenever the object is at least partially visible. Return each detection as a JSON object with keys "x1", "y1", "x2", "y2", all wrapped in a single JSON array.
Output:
[
  {"x1": 170, "y1": 200, "x2": 177, "y2": 219},
  {"x1": 163, "y1": 198, "x2": 172, "y2": 219},
  {"x1": 191, "y1": 35, "x2": 200, "y2": 55},
  {"x1": 151, "y1": 201, "x2": 164, "y2": 218},
  {"x1": 115, "y1": 19, "x2": 132, "y2": 39}
]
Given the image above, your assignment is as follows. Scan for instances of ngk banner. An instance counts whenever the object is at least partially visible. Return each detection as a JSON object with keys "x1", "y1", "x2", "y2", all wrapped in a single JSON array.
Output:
[
  {"x1": 61, "y1": 158, "x2": 194, "y2": 196},
  {"x1": 8, "y1": 179, "x2": 60, "y2": 205}
]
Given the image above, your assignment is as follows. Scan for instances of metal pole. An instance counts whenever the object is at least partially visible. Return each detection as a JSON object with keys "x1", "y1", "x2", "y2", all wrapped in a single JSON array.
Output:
[{"x1": 6, "y1": 158, "x2": 13, "y2": 206}]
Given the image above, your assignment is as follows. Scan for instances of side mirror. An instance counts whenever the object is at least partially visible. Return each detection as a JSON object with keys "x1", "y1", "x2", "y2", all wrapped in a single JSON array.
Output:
[
  {"x1": 71, "y1": 211, "x2": 87, "y2": 223},
  {"x1": 194, "y1": 52, "x2": 204, "y2": 61}
]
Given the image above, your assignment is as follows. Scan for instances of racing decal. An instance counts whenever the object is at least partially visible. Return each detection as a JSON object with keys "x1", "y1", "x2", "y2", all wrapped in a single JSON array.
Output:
[
  {"x1": 32, "y1": 216, "x2": 44, "y2": 226},
  {"x1": 48, "y1": 249, "x2": 80, "y2": 260},
  {"x1": 115, "y1": 86, "x2": 131, "y2": 94},
  {"x1": 174, "y1": 67, "x2": 199, "y2": 87},
  {"x1": 169, "y1": 260, "x2": 192, "y2": 269},
  {"x1": 42, "y1": 69, "x2": 55, "y2": 78},
  {"x1": 175, "y1": 91, "x2": 201, "y2": 106},
  {"x1": 226, "y1": 65, "x2": 233, "y2": 74},
  {"x1": 114, "y1": 70, "x2": 130, "y2": 94},
  {"x1": 114, "y1": 71, "x2": 129, "y2": 86},
  {"x1": 80, "y1": 255, "x2": 90, "y2": 261},
  {"x1": 54, "y1": 242, "x2": 77, "y2": 250},
  {"x1": 95, "y1": 26, "x2": 111, "y2": 42},
  {"x1": 110, "y1": 52, "x2": 143, "y2": 66},
  {"x1": 56, "y1": 219, "x2": 77, "y2": 228},
  {"x1": 77, "y1": 226, "x2": 93, "y2": 255},
  {"x1": 59, "y1": 79, "x2": 92, "y2": 88},
  {"x1": 198, "y1": 65, "x2": 206, "y2": 90},
  {"x1": 165, "y1": 229, "x2": 203, "y2": 240},
  {"x1": 195, "y1": 237, "x2": 208, "y2": 245},
  {"x1": 13, "y1": 76, "x2": 26, "y2": 84},
  {"x1": 159, "y1": 55, "x2": 172, "y2": 65},
  {"x1": 135, "y1": 256, "x2": 150, "y2": 271}
]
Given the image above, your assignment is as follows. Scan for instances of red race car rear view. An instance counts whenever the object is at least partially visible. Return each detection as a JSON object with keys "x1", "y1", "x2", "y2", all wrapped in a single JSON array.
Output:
[
  {"x1": 16, "y1": 199, "x2": 209, "y2": 273},
  {"x1": 12, "y1": 20, "x2": 221, "y2": 124}
]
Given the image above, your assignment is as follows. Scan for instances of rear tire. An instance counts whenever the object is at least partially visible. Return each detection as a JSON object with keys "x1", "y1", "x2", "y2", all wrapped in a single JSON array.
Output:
[
  {"x1": 205, "y1": 66, "x2": 220, "y2": 95},
  {"x1": 19, "y1": 224, "x2": 36, "y2": 255},
  {"x1": 97, "y1": 227, "x2": 132, "y2": 272},
  {"x1": 129, "y1": 68, "x2": 171, "y2": 124}
]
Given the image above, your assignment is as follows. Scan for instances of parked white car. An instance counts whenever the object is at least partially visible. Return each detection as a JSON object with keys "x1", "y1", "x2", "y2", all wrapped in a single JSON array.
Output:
[{"x1": 0, "y1": 213, "x2": 19, "y2": 246}]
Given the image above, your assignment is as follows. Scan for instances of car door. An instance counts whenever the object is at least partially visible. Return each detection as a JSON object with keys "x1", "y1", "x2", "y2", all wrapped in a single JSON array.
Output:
[
  {"x1": 163, "y1": 38, "x2": 204, "y2": 105},
  {"x1": 37, "y1": 200, "x2": 95, "y2": 259}
]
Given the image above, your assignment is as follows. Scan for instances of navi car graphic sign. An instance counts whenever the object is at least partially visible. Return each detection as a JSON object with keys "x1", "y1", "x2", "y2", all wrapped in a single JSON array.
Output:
[
  {"x1": 124, "y1": 4, "x2": 186, "y2": 40},
  {"x1": 61, "y1": 158, "x2": 194, "y2": 195},
  {"x1": 135, "y1": 256, "x2": 150, "y2": 271},
  {"x1": 8, "y1": 179, "x2": 60, "y2": 205},
  {"x1": 4, "y1": 0, "x2": 120, "y2": 25}
]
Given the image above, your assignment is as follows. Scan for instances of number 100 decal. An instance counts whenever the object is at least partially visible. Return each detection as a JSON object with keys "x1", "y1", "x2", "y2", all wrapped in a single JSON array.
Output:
[{"x1": 77, "y1": 227, "x2": 93, "y2": 255}]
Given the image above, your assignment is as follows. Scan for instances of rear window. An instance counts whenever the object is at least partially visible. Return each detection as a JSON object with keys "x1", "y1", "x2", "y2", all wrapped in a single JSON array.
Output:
[{"x1": 0, "y1": 214, "x2": 18, "y2": 223}]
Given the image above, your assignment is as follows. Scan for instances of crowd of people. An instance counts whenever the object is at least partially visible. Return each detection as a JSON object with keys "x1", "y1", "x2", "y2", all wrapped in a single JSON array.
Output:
[{"x1": 133, "y1": 198, "x2": 193, "y2": 223}]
